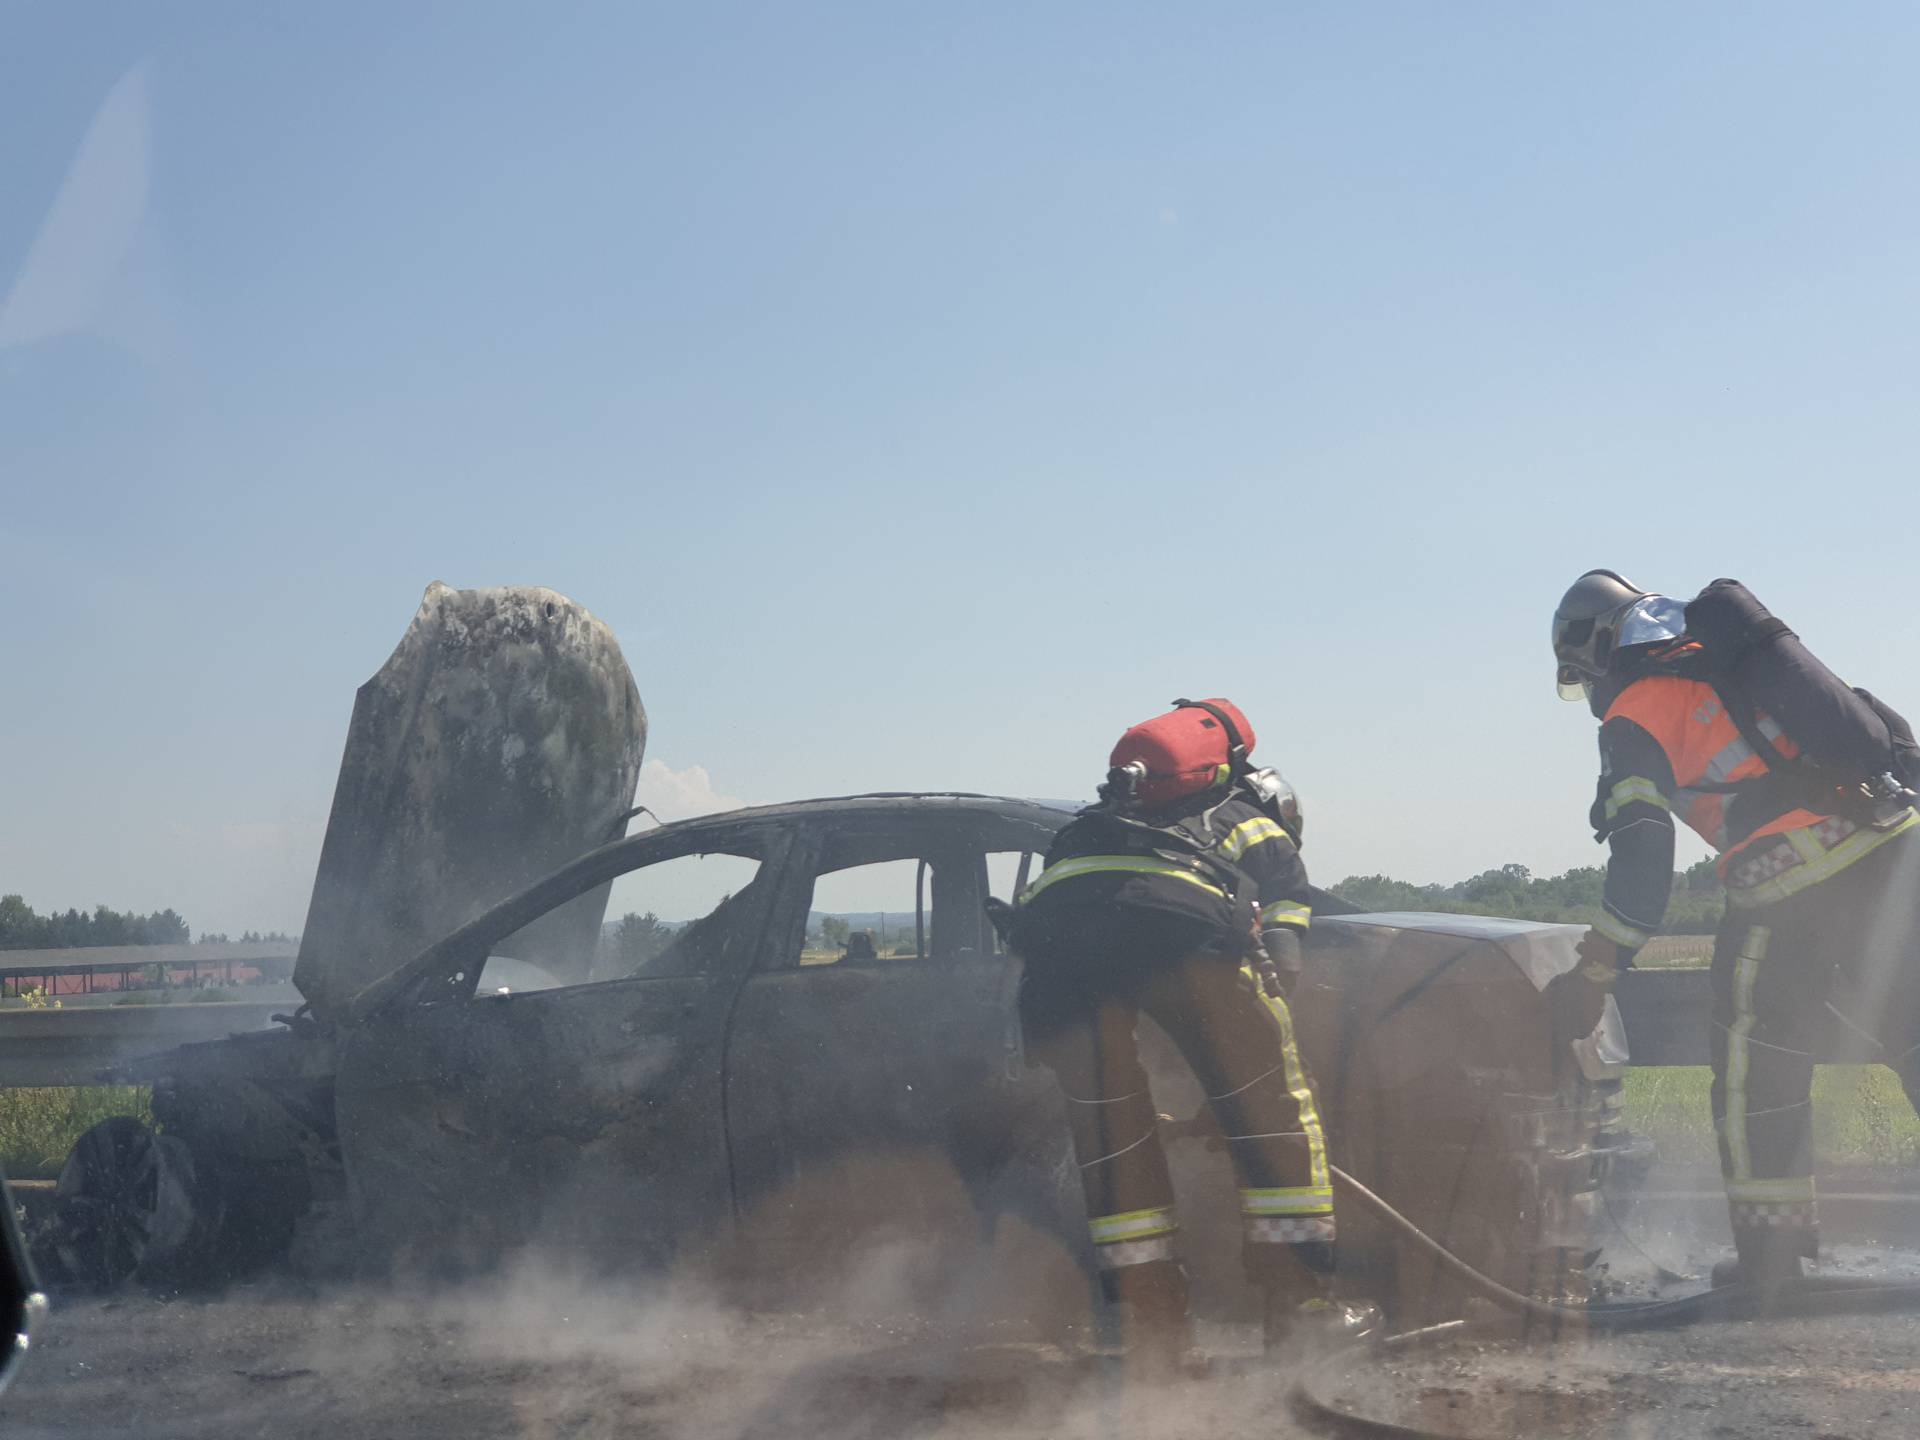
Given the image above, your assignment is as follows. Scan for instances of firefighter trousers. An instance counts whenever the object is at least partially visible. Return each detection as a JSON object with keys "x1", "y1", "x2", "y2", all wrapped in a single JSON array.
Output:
[
  {"x1": 1018, "y1": 911, "x2": 1334, "y2": 1302},
  {"x1": 1711, "y1": 827, "x2": 1920, "y2": 1261}
]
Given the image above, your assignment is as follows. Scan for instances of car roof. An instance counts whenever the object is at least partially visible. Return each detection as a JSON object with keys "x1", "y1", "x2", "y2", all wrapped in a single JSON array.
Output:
[
  {"x1": 625, "y1": 791, "x2": 1081, "y2": 838},
  {"x1": 341, "y1": 792, "x2": 1077, "y2": 1022}
]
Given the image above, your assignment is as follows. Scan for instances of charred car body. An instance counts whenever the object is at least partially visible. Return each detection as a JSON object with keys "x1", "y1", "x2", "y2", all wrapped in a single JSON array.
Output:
[
  {"x1": 50, "y1": 792, "x2": 1626, "y2": 1325},
  {"x1": 42, "y1": 586, "x2": 1627, "y2": 1327}
]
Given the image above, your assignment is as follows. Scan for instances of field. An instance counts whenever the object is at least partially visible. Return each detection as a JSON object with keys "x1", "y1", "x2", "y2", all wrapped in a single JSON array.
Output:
[
  {"x1": 6, "y1": 1063, "x2": 1919, "y2": 1183},
  {"x1": 0, "y1": 1087, "x2": 150, "y2": 1179},
  {"x1": 1621, "y1": 1063, "x2": 1920, "y2": 1168}
]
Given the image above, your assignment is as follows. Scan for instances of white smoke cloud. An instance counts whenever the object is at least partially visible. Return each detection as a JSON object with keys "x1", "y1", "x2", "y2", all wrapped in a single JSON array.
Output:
[{"x1": 631, "y1": 759, "x2": 745, "y2": 822}]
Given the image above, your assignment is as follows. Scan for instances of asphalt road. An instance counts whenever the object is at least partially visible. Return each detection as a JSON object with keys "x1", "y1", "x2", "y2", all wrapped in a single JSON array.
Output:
[
  {"x1": 1315, "y1": 1309, "x2": 1920, "y2": 1440},
  {"x1": 0, "y1": 1280, "x2": 1315, "y2": 1440},
  {"x1": 10, "y1": 1166, "x2": 1920, "y2": 1440}
]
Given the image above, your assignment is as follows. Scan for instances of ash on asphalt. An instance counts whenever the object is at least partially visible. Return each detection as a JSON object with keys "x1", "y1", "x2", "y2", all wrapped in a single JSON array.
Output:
[
  {"x1": 1316, "y1": 1309, "x2": 1920, "y2": 1440},
  {"x1": 0, "y1": 1286, "x2": 1322, "y2": 1440},
  {"x1": 1313, "y1": 1224, "x2": 1920, "y2": 1440}
]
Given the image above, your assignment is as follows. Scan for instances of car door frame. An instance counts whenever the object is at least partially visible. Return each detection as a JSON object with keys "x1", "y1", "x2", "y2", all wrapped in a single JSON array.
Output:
[
  {"x1": 719, "y1": 806, "x2": 1068, "y2": 1274},
  {"x1": 331, "y1": 812, "x2": 806, "y2": 1276}
]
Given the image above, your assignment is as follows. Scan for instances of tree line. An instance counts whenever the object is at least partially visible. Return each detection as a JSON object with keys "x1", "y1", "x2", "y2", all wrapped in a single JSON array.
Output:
[
  {"x1": 0, "y1": 895, "x2": 192, "y2": 950},
  {"x1": 1328, "y1": 856, "x2": 1724, "y2": 933}
]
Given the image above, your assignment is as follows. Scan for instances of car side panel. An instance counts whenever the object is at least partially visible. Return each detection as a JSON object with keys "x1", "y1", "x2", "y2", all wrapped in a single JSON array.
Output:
[{"x1": 335, "y1": 975, "x2": 731, "y2": 1277}]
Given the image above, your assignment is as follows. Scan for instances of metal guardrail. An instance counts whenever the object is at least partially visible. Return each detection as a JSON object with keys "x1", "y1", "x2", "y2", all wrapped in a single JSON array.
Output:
[
  {"x1": 0, "y1": 966, "x2": 1800, "y2": 1088},
  {"x1": 1613, "y1": 968, "x2": 1714, "y2": 1067},
  {"x1": 0, "y1": 942, "x2": 298, "y2": 998},
  {"x1": 0, "y1": 1003, "x2": 286, "y2": 1087}
]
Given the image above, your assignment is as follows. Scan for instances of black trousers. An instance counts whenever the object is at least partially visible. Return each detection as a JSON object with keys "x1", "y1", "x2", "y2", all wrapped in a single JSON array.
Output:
[
  {"x1": 1018, "y1": 908, "x2": 1333, "y2": 1296},
  {"x1": 1710, "y1": 828, "x2": 1920, "y2": 1257}
]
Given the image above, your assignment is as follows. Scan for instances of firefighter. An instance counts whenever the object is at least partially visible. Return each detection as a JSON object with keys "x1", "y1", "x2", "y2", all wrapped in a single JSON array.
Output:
[
  {"x1": 1551, "y1": 571, "x2": 1920, "y2": 1293},
  {"x1": 995, "y1": 699, "x2": 1372, "y2": 1375}
]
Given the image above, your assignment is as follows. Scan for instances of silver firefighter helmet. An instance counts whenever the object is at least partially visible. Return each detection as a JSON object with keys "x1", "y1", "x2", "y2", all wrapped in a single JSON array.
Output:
[{"x1": 1552, "y1": 570, "x2": 1687, "y2": 701}]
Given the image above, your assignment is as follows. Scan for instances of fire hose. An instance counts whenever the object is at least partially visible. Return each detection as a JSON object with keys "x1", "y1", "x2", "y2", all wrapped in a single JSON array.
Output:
[{"x1": 1286, "y1": 1157, "x2": 1920, "y2": 1438}]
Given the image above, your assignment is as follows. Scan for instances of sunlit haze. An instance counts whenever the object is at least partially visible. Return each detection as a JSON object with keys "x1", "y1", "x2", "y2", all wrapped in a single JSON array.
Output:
[{"x1": 8, "y1": 4, "x2": 1920, "y2": 930}]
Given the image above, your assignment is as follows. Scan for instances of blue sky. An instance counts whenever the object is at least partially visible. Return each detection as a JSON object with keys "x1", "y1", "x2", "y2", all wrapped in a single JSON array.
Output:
[{"x1": 6, "y1": 3, "x2": 1920, "y2": 932}]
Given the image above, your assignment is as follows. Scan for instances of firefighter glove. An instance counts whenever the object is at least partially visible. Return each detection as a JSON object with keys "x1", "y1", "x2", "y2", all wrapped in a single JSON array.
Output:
[
  {"x1": 1259, "y1": 928, "x2": 1303, "y2": 998},
  {"x1": 1546, "y1": 968, "x2": 1611, "y2": 1052},
  {"x1": 1574, "y1": 927, "x2": 1626, "y2": 981}
]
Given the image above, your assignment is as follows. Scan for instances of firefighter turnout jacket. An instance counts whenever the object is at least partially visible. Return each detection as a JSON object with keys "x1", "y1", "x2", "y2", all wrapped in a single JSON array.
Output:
[
  {"x1": 1592, "y1": 670, "x2": 1920, "y2": 959},
  {"x1": 1010, "y1": 781, "x2": 1337, "y2": 1308},
  {"x1": 1014, "y1": 786, "x2": 1315, "y2": 958}
]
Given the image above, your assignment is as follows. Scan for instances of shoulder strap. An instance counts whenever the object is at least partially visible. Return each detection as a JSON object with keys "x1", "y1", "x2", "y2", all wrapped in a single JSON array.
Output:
[{"x1": 1711, "y1": 676, "x2": 1798, "y2": 784}]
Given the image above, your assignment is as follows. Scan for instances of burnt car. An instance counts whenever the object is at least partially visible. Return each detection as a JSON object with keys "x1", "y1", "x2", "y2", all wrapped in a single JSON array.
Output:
[
  {"x1": 51, "y1": 796, "x2": 1081, "y2": 1297},
  {"x1": 47, "y1": 793, "x2": 1623, "y2": 1327}
]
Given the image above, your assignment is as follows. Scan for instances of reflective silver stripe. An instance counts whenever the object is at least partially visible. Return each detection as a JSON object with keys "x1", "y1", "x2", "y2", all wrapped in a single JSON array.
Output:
[
  {"x1": 1702, "y1": 735, "x2": 1756, "y2": 784},
  {"x1": 1017, "y1": 854, "x2": 1226, "y2": 906},
  {"x1": 1244, "y1": 1216, "x2": 1336, "y2": 1245},
  {"x1": 1729, "y1": 1202, "x2": 1815, "y2": 1230},
  {"x1": 1727, "y1": 1176, "x2": 1814, "y2": 1204},
  {"x1": 1219, "y1": 817, "x2": 1287, "y2": 862},
  {"x1": 1093, "y1": 1235, "x2": 1179, "y2": 1270},
  {"x1": 1700, "y1": 716, "x2": 1786, "y2": 783},
  {"x1": 1087, "y1": 1207, "x2": 1178, "y2": 1245},
  {"x1": 1725, "y1": 811, "x2": 1919, "y2": 909},
  {"x1": 1239, "y1": 1186, "x2": 1334, "y2": 1216}
]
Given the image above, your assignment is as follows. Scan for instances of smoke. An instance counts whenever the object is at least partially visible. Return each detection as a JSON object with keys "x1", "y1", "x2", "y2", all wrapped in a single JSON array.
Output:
[
  {"x1": 2, "y1": 1242, "x2": 1363, "y2": 1440},
  {"x1": 632, "y1": 759, "x2": 745, "y2": 822}
]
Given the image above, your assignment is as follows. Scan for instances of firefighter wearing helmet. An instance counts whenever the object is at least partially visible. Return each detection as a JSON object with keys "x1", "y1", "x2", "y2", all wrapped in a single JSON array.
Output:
[
  {"x1": 993, "y1": 699, "x2": 1373, "y2": 1375},
  {"x1": 1552, "y1": 570, "x2": 1920, "y2": 1296}
]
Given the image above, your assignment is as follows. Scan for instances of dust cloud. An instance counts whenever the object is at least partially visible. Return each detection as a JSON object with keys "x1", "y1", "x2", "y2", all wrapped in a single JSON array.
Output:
[{"x1": 0, "y1": 1242, "x2": 1362, "y2": 1440}]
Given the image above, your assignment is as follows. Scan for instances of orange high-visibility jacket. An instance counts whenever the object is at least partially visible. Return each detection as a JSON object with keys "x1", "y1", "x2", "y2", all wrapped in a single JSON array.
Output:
[{"x1": 1604, "y1": 676, "x2": 1828, "y2": 861}]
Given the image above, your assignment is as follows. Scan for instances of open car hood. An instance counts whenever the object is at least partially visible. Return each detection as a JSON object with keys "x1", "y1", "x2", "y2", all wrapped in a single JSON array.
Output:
[{"x1": 293, "y1": 583, "x2": 645, "y2": 1020}]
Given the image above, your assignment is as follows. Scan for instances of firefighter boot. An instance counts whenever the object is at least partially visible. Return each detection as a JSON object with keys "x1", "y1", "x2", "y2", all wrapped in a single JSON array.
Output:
[
  {"x1": 1110, "y1": 1260, "x2": 1206, "y2": 1383},
  {"x1": 1252, "y1": 1241, "x2": 1377, "y2": 1356},
  {"x1": 1710, "y1": 1232, "x2": 1808, "y2": 1302}
]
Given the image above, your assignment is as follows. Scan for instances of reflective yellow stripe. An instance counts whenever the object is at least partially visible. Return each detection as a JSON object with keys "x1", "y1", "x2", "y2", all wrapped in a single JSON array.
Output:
[
  {"x1": 1727, "y1": 1176, "x2": 1815, "y2": 1204},
  {"x1": 1087, "y1": 1206, "x2": 1179, "y2": 1245},
  {"x1": 1242, "y1": 966, "x2": 1330, "y2": 1192},
  {"x1": 1017, "y1": 854, "x2": 1227, "y2": 906},
  {"x1": 1239, "y1": 1186, "x2": 1335, "y2": 1216},
  {"x1": 1594, "y1": 909, "x2": 1650, "y2": 948},
  {"x1": 1725, "y1": 811, "x2": 1919, "y2": 910},
  {"x1": 1724, "y1": 925, "x2": 1770, "y2": 1182},
  {"x1": 1219, "y1": 816, "x2": 1287, "y2": 862},
  {"x1": 1261, "y1": 899, "x2": 1312, "y2": 930},
  {"x1": 1604, "y1": 776, "x2": 1670, "y2": 821}
]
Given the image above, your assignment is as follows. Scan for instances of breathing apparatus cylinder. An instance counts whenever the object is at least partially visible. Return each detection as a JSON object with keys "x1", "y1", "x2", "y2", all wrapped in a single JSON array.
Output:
[{"x1": 1685, "y1": 579, "x2": 1919, "y2": 822}]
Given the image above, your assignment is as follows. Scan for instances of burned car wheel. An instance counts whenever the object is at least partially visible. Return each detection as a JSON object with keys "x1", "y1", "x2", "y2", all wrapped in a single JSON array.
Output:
[{"x1": 50, "y1": 1117, "x2": 207, "y2": 1289}]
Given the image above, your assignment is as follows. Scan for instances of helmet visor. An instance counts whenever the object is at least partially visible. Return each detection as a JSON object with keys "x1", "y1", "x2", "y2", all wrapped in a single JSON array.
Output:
[
  {"x1": 1556, "y1": 666, "x2": 1592, "y2": 703},
  {"x1": 1614, "y1": 595, "x2": 1688, "y2": 652}
]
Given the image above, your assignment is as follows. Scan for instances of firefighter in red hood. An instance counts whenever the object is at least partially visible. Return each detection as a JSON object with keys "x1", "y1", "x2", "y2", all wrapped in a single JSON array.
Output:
[
  {"x1": 1552, "y1": 571, "x2": 1920, "y2": 1294},
  {"x1": 994, "y1": 699, "x2": 1372, "y2": 1376}
]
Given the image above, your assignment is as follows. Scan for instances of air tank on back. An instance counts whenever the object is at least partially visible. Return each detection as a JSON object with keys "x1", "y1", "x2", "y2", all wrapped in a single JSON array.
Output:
[{"x1": 1686, "y1": 578, "x2": 1913, "y2": 796}]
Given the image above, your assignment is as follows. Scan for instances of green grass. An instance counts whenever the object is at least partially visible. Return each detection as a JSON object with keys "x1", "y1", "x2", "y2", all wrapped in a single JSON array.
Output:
[
  {"x1": 1622, "y1": 1064, "x2": 1920, "y2": 1168},
  {"x1": 5, "y1": 1067, "x2": 1913, "y2": 1185},
  {"x1": 0, "y1": 1086, "x2": 152, "y2": 1180}
]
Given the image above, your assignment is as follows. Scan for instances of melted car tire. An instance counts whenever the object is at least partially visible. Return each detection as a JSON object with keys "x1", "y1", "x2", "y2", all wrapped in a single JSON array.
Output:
[{"x1": 51, "y1": 1117, "x2": 207, "y2": 1289}]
